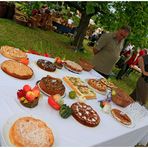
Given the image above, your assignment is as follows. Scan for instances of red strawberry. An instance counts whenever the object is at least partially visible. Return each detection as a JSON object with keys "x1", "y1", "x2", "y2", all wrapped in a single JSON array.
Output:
[
  {"x1": 17, "y1": 89, "x2": 26, "y2": 99},
  {"x1": 44, "y1": 53, "x2": 50, "y2": 57}
]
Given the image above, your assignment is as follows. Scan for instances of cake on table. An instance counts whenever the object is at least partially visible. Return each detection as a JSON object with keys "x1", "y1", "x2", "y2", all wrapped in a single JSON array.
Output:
[
  {"x1": 37, "y1": 59, "x2": 56, "y2": 72},
  {"x1": 0, "y1": 45, "x2": 27, "y2": 60},
  {"x1": 1, "y1": 60, "x2": 33, "y2": 79},
  {"x1": 39, "y1": 75, "x2": 65, "y2": 96},
  {"x1": 64, "y1": 60, "x2": 83, "y2": 73},
  {"x1": 71, "y1": 102, "x2": 100, "y2": 127},
  {"x1": 63, "y1": 76, "x2": 96, "y2": 99},
  {"x1": 111, "y1": 108, "x2": 132, "y2": 125},
  {"x1": 9, "y1": 117, "x2": 54, "y2": 147},
  {"x1": 100, "y1": 78, "x2": 117, "y2": 89},
  {"x1": 87, "y1": 78, "x2": 107, "y2": 94}
]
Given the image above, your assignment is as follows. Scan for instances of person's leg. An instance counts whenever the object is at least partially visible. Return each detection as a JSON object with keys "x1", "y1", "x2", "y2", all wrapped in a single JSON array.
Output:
[
  {"x1": 122, "y1": 65, "x2": 130, "y2": 78},
  {"x1": 116, "y1": 64, "x2": 127, "y2": 79},
  {"x1": 115, "y1": 56, "x2": 125, "y2": 69}
]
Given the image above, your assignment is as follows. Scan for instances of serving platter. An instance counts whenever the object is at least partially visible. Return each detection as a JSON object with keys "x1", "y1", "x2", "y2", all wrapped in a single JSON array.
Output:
[{"x1": 1, "y1": 113, "x2": 58, "y2": 147}]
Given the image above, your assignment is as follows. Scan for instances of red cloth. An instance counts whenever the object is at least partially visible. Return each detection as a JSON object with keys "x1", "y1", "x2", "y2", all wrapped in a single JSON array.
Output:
[
  {"x1": 126, "y1": 53, "x2": 137, "y2": 65},
  {"x1": 132, "y1": 50, "x2": 146, "y2": 65},
  {"x1": 27, "y1": 49, "x2": 51, "y2": 58}
]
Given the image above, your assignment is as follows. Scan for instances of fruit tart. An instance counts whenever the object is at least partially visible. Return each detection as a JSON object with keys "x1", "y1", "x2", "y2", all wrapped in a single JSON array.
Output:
[
  {"x1": 87, "y1": 78, "x2": 107, "y2": 94},
  {"x1": 100, "y1": 78, "x2": 117, "y2": 89},
  {"x1": 17, "y1": 85, "x2": 40, "y2": 108},
  {"x1": 63, "y1": 76, "x2": 96, "y2": 99},
  {"x1": 0, "y1": 45, "x2": 27, "y2": 61}
]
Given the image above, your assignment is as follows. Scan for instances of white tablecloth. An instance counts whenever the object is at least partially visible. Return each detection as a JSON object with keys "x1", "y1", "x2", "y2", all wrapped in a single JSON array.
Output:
[{"x1": 0, "y1": 54, "x2": 148, "y2": 146}]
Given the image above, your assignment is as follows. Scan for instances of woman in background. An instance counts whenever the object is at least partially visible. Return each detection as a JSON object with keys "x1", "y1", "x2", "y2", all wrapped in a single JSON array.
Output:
[{"x1": 130, "y1": 54, "x2": 148, "y2": 106}]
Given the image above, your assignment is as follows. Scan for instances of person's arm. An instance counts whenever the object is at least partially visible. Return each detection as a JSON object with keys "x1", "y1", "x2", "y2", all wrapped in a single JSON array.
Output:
[
  {"x1": 93, "y1": 33, "x2": 108, "y2": 55},
  {"x1": 138, "y1": 56, "x2": 148, "y2": 76}
]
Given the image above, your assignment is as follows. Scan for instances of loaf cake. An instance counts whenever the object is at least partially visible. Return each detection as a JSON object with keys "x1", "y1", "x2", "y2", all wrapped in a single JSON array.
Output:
[
  {"x1": 1, "y1": 60, "x2": 33, "y2": 79},
  {"x1": 64, "y1": 60, "x2": 83, "y2": 73}
]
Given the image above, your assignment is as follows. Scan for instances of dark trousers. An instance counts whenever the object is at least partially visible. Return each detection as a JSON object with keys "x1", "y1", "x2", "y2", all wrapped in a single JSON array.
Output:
[
  {"x1": 116, "y1": 64, "x2": 129, "y2": 79},
  {"x1": 96, "y1": 70, "x2": 109, "y2": 79}
]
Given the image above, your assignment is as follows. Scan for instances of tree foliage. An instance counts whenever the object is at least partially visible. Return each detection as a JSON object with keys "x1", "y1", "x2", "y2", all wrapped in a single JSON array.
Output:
[
  {"x1": 17, "y1": 1, "x2": 148, "y2": 49},
  {"x1": 93, "y1": 1, "x2": 148, "y2": 48},
  {"x1": 67, "y1": 1, "x2": 148, "y2": 49}
]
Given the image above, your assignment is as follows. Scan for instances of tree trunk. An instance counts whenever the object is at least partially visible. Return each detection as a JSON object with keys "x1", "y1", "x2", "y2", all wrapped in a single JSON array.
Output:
[
  {"x1": 72, "y1": 12, "x2": 91, "y2": 51},
  {"x1": 6, "y1": 4, "x2": 15, "y2": 19},
  {"x1": 0, "y1": 2, "x2": 7, "y2": 18}
]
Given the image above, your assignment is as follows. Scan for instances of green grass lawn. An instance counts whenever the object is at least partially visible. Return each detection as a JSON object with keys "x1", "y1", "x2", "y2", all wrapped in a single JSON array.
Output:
[
  {"x1": 0, "y1": 18, "x2": 141, "y2": 95},
  {"x1": 0, "y1": 18, "x2": 92, "y2": 62}
]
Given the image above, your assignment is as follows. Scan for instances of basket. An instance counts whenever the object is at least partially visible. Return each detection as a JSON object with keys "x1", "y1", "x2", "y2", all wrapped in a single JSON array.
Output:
[
  {"x1": 112, "y1": 88, "x2": 134, "y2": 107},
  {"x1": 78, "y1": 58, "x2": 94, "y2": 72},
  {"x1": 14, "y1": 15, "x2": 28, "y2": 26}
]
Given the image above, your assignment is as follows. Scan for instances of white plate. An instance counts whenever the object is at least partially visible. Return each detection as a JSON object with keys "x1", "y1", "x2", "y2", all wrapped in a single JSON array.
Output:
[
  {"x1": 85, "y1": 79, "x2": 107, "y2": 95},
  {"x1": 64, "y1": 65, "x2": 81, "y2": 74},
  {"x1": 37, "y1": 81, "x2": 66, "y2": 98},
  {"x1": 1, "y1": 114, "x2": 58, "y2": 147},
  {"x1": 111, "y1": 111, "x2": 135, "y2": 128}
]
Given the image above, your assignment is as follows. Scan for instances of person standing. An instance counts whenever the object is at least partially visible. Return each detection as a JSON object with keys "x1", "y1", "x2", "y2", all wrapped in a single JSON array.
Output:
[
  {"x1": 92, "y1": 26, "x2": 131, "y2": 78},
  {"x1": 130, "y1": 54, "x2": 148, "y2": 105},
  {"x1": 116, "y1": 48, "x2": 138, "y2": 79}
]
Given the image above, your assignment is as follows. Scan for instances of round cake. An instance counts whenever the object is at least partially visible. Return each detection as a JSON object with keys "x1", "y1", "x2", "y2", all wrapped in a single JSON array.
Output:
[
  {"x1": 1, "y1": 60, "x2": 33, "y2": 79},
  {"x1": 9, "y1": 117, "x2": 54, "y2": 147},
  {"x1": 100, "y1": 78, "x2": 116, "y2": 89},
  {"x1": 88, "y1": 79, "x2": 107, "y2": 92},
  {"x1": 37, "y1": 59, "x2": 56, "y2": 72},
  {"x1": 111, "y1": 108, "x2": 132, "y2": 125},
  {"x1": 39, "y1": 75, "x2": 65, "y2": 96},
  {"x1": 0, "y1": 45, "x2": 27, "y2": 60},
  {"x1": 112, "y1": 88, "x2": 134, "y2": 107},
  {"x1": 71, "y1": 102, "x2": 100, "y2": 127},
  {"x1": 64, "y1": 60, "x2": 83, "y2": 73}
]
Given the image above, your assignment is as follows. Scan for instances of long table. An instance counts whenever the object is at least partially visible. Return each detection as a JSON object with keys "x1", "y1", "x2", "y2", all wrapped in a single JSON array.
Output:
[{"x1": 0, "y1": 53, "x2": 148, "y2": 146}]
